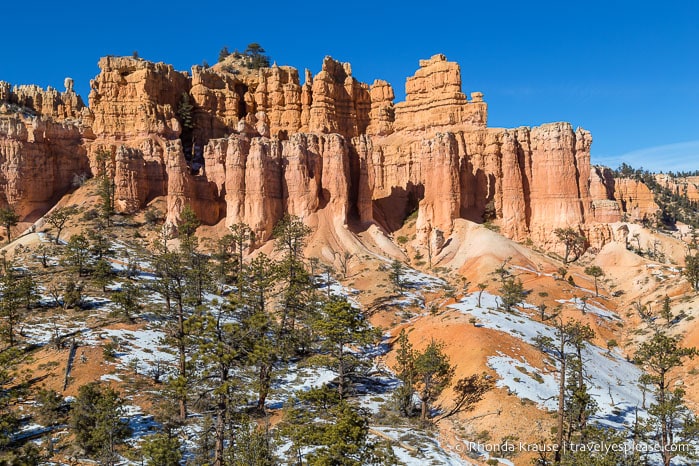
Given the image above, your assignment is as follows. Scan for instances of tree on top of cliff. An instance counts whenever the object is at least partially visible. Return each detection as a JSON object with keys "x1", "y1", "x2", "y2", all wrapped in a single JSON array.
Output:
[
  {"x1": 244, "y1": 43, "x2": 270, "y2": 70},
  {"x1": 217, "y1": 46, "x2": 230, "y2": 63}
]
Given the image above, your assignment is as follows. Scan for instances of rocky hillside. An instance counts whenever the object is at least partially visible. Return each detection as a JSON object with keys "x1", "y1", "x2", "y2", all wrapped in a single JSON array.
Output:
[{"x1": 2, "y1": 51, "x2": 699, "y2": 466}]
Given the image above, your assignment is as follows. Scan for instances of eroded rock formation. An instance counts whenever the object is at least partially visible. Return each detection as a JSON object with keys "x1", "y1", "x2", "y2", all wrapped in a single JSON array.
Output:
[{"x1": 0, "y1": 52, "x2": 654, "y2": 250}]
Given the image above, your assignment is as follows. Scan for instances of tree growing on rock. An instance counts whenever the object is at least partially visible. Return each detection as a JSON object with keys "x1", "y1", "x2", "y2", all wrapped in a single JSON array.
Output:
[
  {"x1": 554, "y1": 227, "x2": 586, "y2": 264},
  {"x1": 244, "y1": 42, "x2": 271, "y2": 69}
]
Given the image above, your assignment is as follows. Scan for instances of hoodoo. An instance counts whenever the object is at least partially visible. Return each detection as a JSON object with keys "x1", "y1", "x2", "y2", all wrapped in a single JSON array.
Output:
[{"x1": 1, "y1": 53, "x2": 634, "y2": 248}]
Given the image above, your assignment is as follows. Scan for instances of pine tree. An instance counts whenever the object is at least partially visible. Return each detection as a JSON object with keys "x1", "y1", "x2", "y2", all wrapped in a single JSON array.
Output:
[
  {"x1": 660, "y1": 295, "x2": 674, "y2": 326},
  {"x1": 273, "y1": 215, "x2": 315, "y2": 354},
  {"x1": 150, "y1": 243, "x2": 190, "y2": 421},
  {"x1": 413, "y1": 339, "x2": 455, "y2": 422},
  {"x1": 244, "y1": 43, "x2": 271, "y2": 69},
  {"x1": 684, "y1": 252, "x2": 699, "y2": 291},
  {"x1": 92, "y1": 258, "x2": 113, "y2": 292},
  {"x1": 0, "y1": 265, "x2": 24, "y2": 346},
  {"x1": 280, "y1": 387, "x2": 396, "y2": 465},
  {"x1": 45, "y1": 205, "x2": 78, "y2": 244},
  {"x1": 392, "y1": 329, "x2": 416, "y2": 417},
  {"x1": 563, "y1": 322, "x2": 596, "y2": 446},
  {"x1": 95, "y1": 149, "x2": 115, "y2": 227},
  {"x1": 218, "y1": 46, "x2": 230, "y2": 63},
  {"x1": 310, "y1": 297, "x2": 381, "y2": 398},
  {"x1": 389, "y1": 259, "x2": 406, "y2": 294},
  {"x1": 239, "y1": 253, "x2": 278, "y2": 412},
  {"x1": 635, "y1": 331, "x2": 698, "y2": 466},
  {"x1": 584, "y1": 265, "x2": 604, "y2": 297},
  {"x1": 189, "y1": 301, "x2": 244, "y2": 466},
  {"x1": 70, "y1": 383, "x2": 131, "y2": 462},
  {"x1": 500, "y1": 276, "x2": 525, "y2": 312},
  {"x1": 141, "y1": 433, "x2": 182, "y2": 466},
  {"x1": 229, "y1": 222, "x2": 254, "y2": 303},
  {"x1": 0, "y1": 206, "x2": 19, "y2": 244},
  {"x1": 0, "y1": 346, "x2": 20, "y2": 449},
  {"x1": 62, "y1": 233, "x2": 91, "y2": 276},
  {"x1": 111, "y1": 281, "x2": 143, "y2": 322},
  {"x1": 230, "y1": 417, "x2": 277, "y2": 466},
  {"x1": 554, "y1": 227, "x2": 587, "y2": 264},
  {"x1": 88, "y1": 228, "x2": 112, "y2": 260}
]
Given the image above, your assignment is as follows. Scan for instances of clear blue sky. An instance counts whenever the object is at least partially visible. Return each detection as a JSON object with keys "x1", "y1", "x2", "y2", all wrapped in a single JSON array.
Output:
[{"x1": 2, "y1": 0, "x2": 698, "y2": 172}]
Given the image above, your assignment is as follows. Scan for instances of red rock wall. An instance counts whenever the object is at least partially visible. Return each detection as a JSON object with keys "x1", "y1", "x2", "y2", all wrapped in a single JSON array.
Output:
[{"x1": 0, "y1": 52, "x2": 634, "y2": 250}]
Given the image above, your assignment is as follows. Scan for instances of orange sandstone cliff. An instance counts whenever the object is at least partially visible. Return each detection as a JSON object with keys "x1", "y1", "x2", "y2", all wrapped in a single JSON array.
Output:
[{"x1": 0, "y1": 53, "x2": 644, "y2": 248}]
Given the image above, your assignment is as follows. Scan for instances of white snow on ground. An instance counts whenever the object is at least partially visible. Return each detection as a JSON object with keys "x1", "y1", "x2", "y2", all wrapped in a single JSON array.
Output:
[
  {"x1": 401, "y1": 267, "x2": 448, "y2": 292},
  {"x1": 556, "y1": 297, "x2": 621, "y2": 321},
  {"x1": 99, "y1": 327, "x2": 176, "y2": 374},
  {"x1": 449, "y1": 293, "x2": 647, "y2": 429},
  {"x1": 487, "y1": 354, "x2": 558, "y2": 410},
  {"x1": 373, "y1": 426, "x2": 473, "y2": 465}
]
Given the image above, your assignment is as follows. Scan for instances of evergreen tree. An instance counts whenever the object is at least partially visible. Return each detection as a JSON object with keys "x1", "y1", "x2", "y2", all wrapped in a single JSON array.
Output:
[
  {"x1": 0, "y1": 207, "x2": 19, "y2": 244},
  {"x1": 684, "y1": 252, "x2": 699, "y2": 291},
  {"x1": 244, "y1": 43, "x2": 271, "y2": 69},
  {"x1": 45, "y1": 205, "x2": 78, "y2": 244},
  {"x1": 212, "y1": 233, "x2": 235, "y2": 293},
  {"x1": 0, "y1": 344, "x2": 20, "y2": 450},
  {"x1": 111, "y1": 281, "x2": 143, "y2": 322},
  {"x1": 584, "y1": 265, "x2": 604, "y2": 297},
  {"x1": 239, "y1": 253, "x2": 278, "y2": 411},
  {"x1": 92, "y1": 258, "x2": 113, "y2": 292},
  {"x1": 141, "y1": 433, "x2": 182, "y2": 466},
  {"x1": 554, "y1": 227, "x2": 587, "y2": 264},
  {"x1": 218, "y1": 46, "x2": 230, "y2": 63},
  {"x1": 230, "y1": 417, "x2": 277, "y2": 466},
  {"x1": 95, "y1": 149, "x2": 115, "y2": 227},
  {"x1": 88, "y1": 228, "x2": 113, "y2": 260},
  {"x1": 0, "y1": 265, "x2": 23, "y2": 346},
  {"x1": 563, "y1": 322, "x2": 596, "y2": 446},
  {"x1": 634, "y1": 331, "x2": 698, "y2": 466},
  {"x1": 389, "y1": 259, "x2": 406, "y2": 294},
  {"x1": 17, "y1": 272, "x2": 36, "y2": 311},
  {"x1": 189, "y1": 301, "x2": 244, "y2": 466},
  {"x1": 228, "y1": 222, "x2": 255, "y2": 303},
  {"x1": 150, "y1": 242, "x2": 190, "y2": 421},
  {"x1": 281, "y1": 387, "x2": 396, "y2": 466},
  {"x1": 62, "y1": 277, "x2": 84, "y2": 309},
  {"x1": 62, "y1": 233, "x2": 91, "y2": 276},
  {"x1": 177, "y1": 93, "x2": 194, "y2": 130},
  {"x1": 413, "y1": 339, "x2": 455, "y2": 422},
  {"x1": 392, "y1": 329, "x2": 416, "y2": 417},
  {"x1": 70, "y1": 383, "x2": 131, "y2": 462},
  {"x1": 534, "y1": 320, "x2": 595, "y2": 463},
  {"x1": 273, "y1": 215, "x2": 315, "y2": 354},
  {"x1": 310, "y1": 297, "x2": 381, "y2": 398},
  {"x1": 499, "y1": 276, "x2": 525, "y2": 312}
]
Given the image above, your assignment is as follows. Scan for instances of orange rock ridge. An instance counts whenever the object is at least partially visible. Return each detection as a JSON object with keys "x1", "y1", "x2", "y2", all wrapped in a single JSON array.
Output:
[{"x1": 0, "y1": 52, "x2": 651, "y2": 249}]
